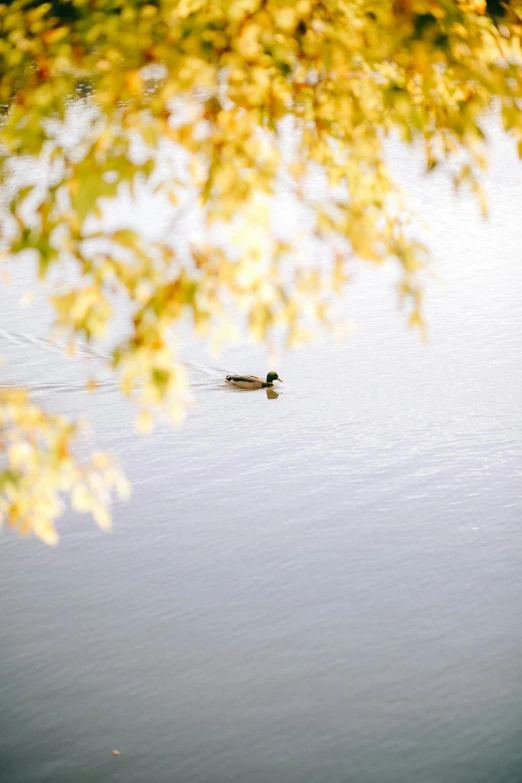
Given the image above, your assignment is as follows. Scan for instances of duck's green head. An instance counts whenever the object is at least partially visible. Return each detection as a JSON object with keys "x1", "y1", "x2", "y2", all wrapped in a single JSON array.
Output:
[{"x1": 266, "y1": 371, "x2": 283, "y2": 383}]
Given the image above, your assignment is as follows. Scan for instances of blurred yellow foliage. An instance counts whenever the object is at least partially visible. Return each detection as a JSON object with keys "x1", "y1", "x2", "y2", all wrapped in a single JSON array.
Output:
[
  {"x1": 0, "y1": 389, "x2": 130, "y2": 543},
  {"x1": 1, "y1": 0, "x2": 522, "y2": 541}
]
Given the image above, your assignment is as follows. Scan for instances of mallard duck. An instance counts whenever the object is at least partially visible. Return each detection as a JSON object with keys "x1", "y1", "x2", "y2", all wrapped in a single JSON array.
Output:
[{"x1": 225, "y1": 371, "x2": 284, "y2": 390}]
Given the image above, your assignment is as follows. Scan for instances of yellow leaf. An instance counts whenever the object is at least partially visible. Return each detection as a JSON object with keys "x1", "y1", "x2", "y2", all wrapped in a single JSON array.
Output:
[
  {"x1": 34, "y1": 520, "x2": 59, "y2": 547},
  {"x1": 93, "y1": 504, "x2": 112, "y2": 532},
  {"x1": 136, "y1": 409, "x2": 153, "y2": 434}
]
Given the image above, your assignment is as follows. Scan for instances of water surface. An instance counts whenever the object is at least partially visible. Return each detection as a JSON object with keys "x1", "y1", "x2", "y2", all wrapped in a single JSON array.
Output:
[{"x1": 0, "y1": 134, "x2": 521, "y2": 783}]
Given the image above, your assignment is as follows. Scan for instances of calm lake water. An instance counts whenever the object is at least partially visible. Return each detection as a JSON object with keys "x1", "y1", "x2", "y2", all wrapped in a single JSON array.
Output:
[{"x1": 0, "y1": 130, "x2": 521, "y2": 783}]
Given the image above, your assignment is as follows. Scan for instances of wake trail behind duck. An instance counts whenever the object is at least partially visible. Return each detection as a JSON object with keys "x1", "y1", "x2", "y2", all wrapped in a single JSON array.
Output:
[{"x1": 0, "y1": 329, "x2": 229, "y2": 393}]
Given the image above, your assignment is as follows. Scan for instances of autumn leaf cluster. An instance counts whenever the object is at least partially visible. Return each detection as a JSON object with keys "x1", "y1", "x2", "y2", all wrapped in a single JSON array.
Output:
[{"x1": 1, "y1": 0, "x2": 522, "y2": 541}]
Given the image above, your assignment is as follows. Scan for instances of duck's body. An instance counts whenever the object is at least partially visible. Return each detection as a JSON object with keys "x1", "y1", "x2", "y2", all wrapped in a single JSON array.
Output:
[{"x1": 225, "y1": 371, "x2": 283, "y2": 390}]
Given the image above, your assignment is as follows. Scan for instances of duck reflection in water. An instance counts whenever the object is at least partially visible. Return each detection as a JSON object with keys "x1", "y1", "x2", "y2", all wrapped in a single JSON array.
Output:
[{"x1": 266, "y1": 387, "x2": 280, "y2": 400}]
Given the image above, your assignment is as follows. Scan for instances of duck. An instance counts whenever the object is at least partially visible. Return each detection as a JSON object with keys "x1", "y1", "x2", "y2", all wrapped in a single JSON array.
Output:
[{"x1": 225, "y1": 371, "x2": 284, "y2": 390}]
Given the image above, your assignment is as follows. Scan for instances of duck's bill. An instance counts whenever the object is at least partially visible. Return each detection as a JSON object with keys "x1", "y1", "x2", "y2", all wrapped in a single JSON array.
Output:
[{"x1": 278, "y1": 378, "x2": 284, "y2": 383}]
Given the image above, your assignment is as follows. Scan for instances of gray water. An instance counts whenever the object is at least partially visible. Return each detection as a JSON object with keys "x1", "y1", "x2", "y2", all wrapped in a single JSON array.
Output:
[{"x1": 0, "y1": 133, "x2": 521, "y2": 783}]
